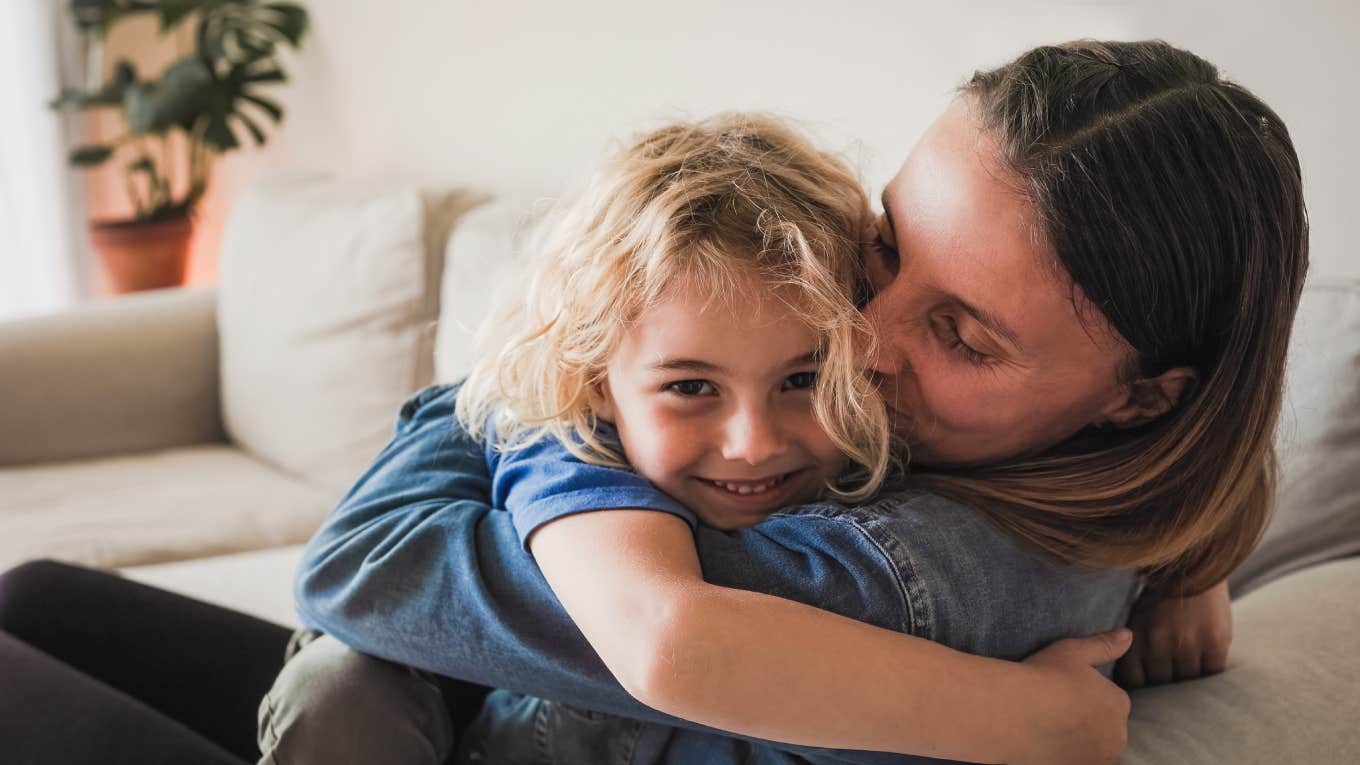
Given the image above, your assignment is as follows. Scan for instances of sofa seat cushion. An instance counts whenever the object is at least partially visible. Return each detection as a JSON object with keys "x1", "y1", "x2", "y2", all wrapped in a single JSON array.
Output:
[
  {"x1": 122, "y1": 544, "x2": 307, "y2": 628},
  {"x1": 0, "y1": 445, "x2": 331, "y2": 572},
  {"x1": 1125, "y1": 556, "x2": 1360, "y2": 763}
]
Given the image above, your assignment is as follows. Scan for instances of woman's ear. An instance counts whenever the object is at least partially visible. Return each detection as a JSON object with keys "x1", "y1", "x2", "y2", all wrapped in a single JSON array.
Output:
[{"x1": 1097, "y1": 366, "x2": 1198, "y2": 429}]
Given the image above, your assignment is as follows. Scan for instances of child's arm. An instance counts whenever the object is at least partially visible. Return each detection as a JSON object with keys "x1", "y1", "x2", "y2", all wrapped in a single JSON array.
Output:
[
  {"x1": 1115, "y1": 580, "x2": 1232, "y2": 688},
  {"x1": 528, "y1": 508, "x2": 1132, "y2": 765},
  {"x1": 299, "y1": 388, "x2": 1129, "y2": 764}
]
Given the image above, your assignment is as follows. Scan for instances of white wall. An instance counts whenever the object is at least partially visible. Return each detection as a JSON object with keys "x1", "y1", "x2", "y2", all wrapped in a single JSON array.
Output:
[{"x1": 212, "y1": 0, "x2": 1358, "y2": 280}]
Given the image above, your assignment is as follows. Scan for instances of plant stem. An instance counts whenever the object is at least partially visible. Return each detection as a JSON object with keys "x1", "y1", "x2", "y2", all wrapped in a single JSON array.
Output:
[
  {"x1": 125, "y1": 161, "x2": 147, "y2": 218},
  {"x1": 162, "y1": 134, "x2": 175, "y2": 209}
]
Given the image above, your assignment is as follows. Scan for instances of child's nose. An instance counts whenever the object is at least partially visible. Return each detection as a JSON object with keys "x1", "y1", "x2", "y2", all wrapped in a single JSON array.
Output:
[{"x1": 720, "y1": 405, "x2": 788, "y2": 466}]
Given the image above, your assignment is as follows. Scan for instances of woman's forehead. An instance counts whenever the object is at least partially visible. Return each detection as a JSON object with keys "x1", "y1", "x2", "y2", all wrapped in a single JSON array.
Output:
[{"x1": 881, "y1": 101, "x2": 1127, "y2": 364}]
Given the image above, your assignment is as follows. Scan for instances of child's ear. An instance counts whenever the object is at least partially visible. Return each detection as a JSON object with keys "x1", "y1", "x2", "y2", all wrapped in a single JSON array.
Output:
[
  {"x1": 590, "y1": 380, "x2": 616, "y2": 423},
  {"x1": 1095, "y1": 367, "x2": 1198, "y2": 429}
]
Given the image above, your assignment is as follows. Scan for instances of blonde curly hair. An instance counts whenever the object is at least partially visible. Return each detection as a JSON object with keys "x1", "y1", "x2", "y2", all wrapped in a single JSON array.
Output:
[{"x1": 457, "y1": 113, "x2": 892, "y2": 500}]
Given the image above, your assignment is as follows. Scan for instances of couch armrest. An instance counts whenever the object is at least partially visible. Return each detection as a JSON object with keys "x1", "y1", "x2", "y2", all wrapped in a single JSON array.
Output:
[{"x1": 0, "y1": 287, "x2": 226, "y2": 466}]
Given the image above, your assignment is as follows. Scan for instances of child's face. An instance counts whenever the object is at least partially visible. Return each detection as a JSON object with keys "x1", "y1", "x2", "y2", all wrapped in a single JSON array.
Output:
[{"x1": 597, "y1": 280, "x2": 846, "y2": 530}]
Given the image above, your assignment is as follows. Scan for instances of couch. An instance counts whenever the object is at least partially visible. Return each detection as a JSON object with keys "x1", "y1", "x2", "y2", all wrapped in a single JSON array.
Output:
[{"x1": 2, "y1": 178, "x2": 1357, "y2": 762}]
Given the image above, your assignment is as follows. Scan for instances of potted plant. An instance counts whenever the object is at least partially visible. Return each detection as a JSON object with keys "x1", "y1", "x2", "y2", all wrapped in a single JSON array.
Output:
[{"x1": 52, "y1": 0, "x2": 308, "y2": 293}]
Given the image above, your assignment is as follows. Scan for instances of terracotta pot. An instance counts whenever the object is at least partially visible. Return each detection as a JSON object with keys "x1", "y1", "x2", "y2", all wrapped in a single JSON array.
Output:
[{"x1": 89, "y1": 216, "x2": 194, "y2": 294}]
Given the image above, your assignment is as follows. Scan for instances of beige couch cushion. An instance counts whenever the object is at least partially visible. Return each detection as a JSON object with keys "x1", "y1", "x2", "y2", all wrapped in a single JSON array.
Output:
[
  {"x1": 219, "y1": 177, "x2": 480, "y2": 497},
  {"x1": 0, "y1": 445, "x2": 330, "y2": 572},
  {"x1": 1125, "y1": 556, "x2": 1360, "y2": 763},
  {"x1": 1234, "y1": 280, "x2": 1360, "y2": 595},
  {"x1": 123, "y1": 544, "x2": 307, "y2": 627},
  {"x1": 435, "y1": 194, "x2": 546, "y2": 382}
]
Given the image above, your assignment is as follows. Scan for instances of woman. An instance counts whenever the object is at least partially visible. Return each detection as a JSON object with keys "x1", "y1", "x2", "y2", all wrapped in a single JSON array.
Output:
[{"x1": 0, "y1": 39, "x2": 1307, "y2": 765}]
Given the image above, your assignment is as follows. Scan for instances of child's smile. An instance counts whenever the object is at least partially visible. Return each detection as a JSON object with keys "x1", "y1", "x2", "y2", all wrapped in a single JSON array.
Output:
[{"x1": 595, "y1": 278, "x2": 846, "y2": 529}]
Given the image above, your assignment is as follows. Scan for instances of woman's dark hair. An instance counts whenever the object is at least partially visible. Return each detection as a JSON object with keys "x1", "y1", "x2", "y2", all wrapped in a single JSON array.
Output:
[{"x1": 921, "y1": 40, "x2": 1310, "y2": 595}]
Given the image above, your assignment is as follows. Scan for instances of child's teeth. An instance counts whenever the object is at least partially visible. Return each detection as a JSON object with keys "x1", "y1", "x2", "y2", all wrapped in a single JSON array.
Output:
[{"x1": 716, "y1": 477, "x2": 782, "y2": 494}]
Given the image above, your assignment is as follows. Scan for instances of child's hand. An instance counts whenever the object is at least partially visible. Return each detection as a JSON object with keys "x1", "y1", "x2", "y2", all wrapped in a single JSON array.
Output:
[
  {"x1": 1115, "y1": 580, "x2": 1232, "y2": 688},
  {"x1": 1014, "y1": 629, "x2": 1134, "y2": 765}
]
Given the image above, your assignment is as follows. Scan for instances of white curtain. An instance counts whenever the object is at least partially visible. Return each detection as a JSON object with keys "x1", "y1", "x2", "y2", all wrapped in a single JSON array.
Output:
[{"x1": 0, "y1": 0, "x2": 89, "y2": 321}]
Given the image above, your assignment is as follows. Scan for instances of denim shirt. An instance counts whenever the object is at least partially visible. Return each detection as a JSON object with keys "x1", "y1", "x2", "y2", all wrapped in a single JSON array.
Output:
[{"x1": 295, "y1": 383, "x2": 1140, "y2": 765}]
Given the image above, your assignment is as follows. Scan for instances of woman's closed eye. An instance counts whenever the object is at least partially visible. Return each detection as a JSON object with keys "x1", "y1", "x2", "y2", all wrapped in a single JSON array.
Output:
[
  {"x1": 663, "y1": 379, "x2": 717, "y2": 396},
  {"x1": 935, "y1": 316, "x2": 991, "y2": 365},
  {"x1": 870, "y1": 232, "x2": 901, "y2": 276}
]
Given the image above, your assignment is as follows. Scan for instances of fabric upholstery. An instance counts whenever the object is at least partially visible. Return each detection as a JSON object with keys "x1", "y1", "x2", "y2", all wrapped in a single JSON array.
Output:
[
  {"x1": 1125, "y1": 556, "x2": 1360, "y2": 763},
  {"x1": 0, "y1": 445, "x2": 329, "y2": 572},
  {"x1": 1233, "y1": 280, "x2": 1360, "y2": 595},
  {"x1": 434, "y1": 194, "x2": 545, "y2": 382},
  {"x1": 218, "y1": 177, "x2": 481, "y2": 497},
  {"x1": 123, "y1": 544, "x2": 307, "y2": 628},
  {"x1": 0, "y1": 287, "x2": 223, "y2": 467}
]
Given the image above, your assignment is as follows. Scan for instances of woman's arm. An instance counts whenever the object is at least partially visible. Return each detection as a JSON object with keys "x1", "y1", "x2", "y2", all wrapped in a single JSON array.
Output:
[{"x1": 531, "y1": 507, "x2": 1132, "y2": 765}]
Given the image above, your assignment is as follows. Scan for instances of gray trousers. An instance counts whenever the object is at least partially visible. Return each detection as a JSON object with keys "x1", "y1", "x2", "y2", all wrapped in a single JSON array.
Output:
[{"x1": 256, "y1": 631, "x2": 456, "y2": 765}]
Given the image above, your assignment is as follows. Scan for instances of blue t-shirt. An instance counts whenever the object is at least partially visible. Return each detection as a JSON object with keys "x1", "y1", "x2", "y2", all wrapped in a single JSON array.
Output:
[{"x1": 484, "y1": 423, "x2": 697, "y2": 550}]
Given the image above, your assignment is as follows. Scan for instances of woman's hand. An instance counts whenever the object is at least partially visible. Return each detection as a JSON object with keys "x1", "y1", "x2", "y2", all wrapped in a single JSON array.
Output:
[
  {"x1": 1115, "y1": 580, "x2": 1232, "y2": 688},
  {"x1": 1013, "y1": 629, "x2": 1134, "y2": 765}
]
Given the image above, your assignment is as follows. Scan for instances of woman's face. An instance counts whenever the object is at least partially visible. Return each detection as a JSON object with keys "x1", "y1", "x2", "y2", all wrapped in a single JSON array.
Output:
[{"x1": 864, "y1": 99, "x2": 1136, "y2": 466}]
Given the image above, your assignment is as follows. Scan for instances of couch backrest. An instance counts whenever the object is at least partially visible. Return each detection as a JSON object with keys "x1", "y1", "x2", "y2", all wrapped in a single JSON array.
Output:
[
  {"x1": 1233, "y1": 279, "x2": 1360, "y2": 595},
  {"x1": 219, "y1": 177, "x2": 482, "y2": 498},
  {"x1": 435, "y1": 195, "x2": 549, "y2": 383}
]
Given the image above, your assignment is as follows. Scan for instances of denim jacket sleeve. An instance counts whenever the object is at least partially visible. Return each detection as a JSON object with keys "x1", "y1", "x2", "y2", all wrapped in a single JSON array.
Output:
[{"x1": 295, "y1": 383, "x2": 927, "y2": 764}]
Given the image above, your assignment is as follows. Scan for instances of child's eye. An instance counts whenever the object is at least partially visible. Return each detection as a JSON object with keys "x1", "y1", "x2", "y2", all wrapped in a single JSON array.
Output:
[
  {"x1": 782, "y1": 371, "x2": 818, "y2": 391},
  {"x1": 664, "y1": 379, "x2": 717, "y2": 396}
]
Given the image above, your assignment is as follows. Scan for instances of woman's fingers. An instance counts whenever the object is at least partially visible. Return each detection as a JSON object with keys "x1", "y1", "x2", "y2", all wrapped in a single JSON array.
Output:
[
  {"x1": 1202, "y1": 636, "x2": 1230, "y2": 676},
  {"x1": 1172, "y1": 649, "x2": 1202, "y2": 682},
  {"x1": 1114, "y1": 633, "x2": 1146, "y2": 689},
  {"x1": 1141, "y1": 637, "x2": 1175, "y2": 685}
]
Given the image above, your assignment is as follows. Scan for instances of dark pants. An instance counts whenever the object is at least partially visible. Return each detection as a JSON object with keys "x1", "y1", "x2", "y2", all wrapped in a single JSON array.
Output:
[
  {"x1": 0, "y1": 559, "x2": 494, "y2": 765},
  {"x1": 0, "y1": 559, "x2": 290, "y2": 763}
]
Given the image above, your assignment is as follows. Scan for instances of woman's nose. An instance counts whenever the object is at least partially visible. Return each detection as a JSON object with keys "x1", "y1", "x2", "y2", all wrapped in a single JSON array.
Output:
[
  {"x1": 721, "y1": 405, "x2": 788, "y2": 466},
  {"x1": 862, "y1": 297, "x2": 904, "y2": 375},
  {"x1": 864, "y1": 326, "x2": 908, "y2": 376}
]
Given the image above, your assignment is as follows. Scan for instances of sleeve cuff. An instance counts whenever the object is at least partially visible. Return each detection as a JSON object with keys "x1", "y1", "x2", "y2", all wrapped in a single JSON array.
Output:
[{"x1": 513, "y1": 487, "x2": 698, "y2": 552}]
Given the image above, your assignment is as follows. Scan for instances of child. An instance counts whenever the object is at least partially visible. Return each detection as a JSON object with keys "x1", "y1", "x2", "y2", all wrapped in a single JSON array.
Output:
[{"x1": 260, "y1": 114, "x2": 1133, "y2": 765}]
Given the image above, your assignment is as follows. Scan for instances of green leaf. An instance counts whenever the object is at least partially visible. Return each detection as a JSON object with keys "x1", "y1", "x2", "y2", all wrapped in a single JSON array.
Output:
[
  {"x1": 263, "y1": 3, "x2": 309, "y2": 46},
  {"x1": 70, "y1": 145, "x2": 115, "y2": 167},
  {"x1": 158, "y1": 0, "x2": 205, "y2": 30},
  {"x1": 202, "y1": 114, "x2": 239, "y2": 150},
  {"x1": 233, "y1": 111, "x2": 267, "y2": 145},
  {"x1": 239, "y1": 91, "x2": 283, "y2": 122},
  {"x1": 123, "y1": 56, "x2": 213, "y2": 133},
  {"x1": 240, "y1": 65, "x2": 285, "y2": 84}
]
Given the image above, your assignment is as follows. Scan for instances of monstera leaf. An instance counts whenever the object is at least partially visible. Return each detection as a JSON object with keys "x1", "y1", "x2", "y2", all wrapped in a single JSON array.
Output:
[
  {"x1": 53, "y1": 0, "x2": 308, "y2": 220},
  {"x1": 198, "y1": 2, "x2": 306, "y2": 65},
  {"x1": 122, "y1": 57, "x2": 214, "y2": 132}
]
